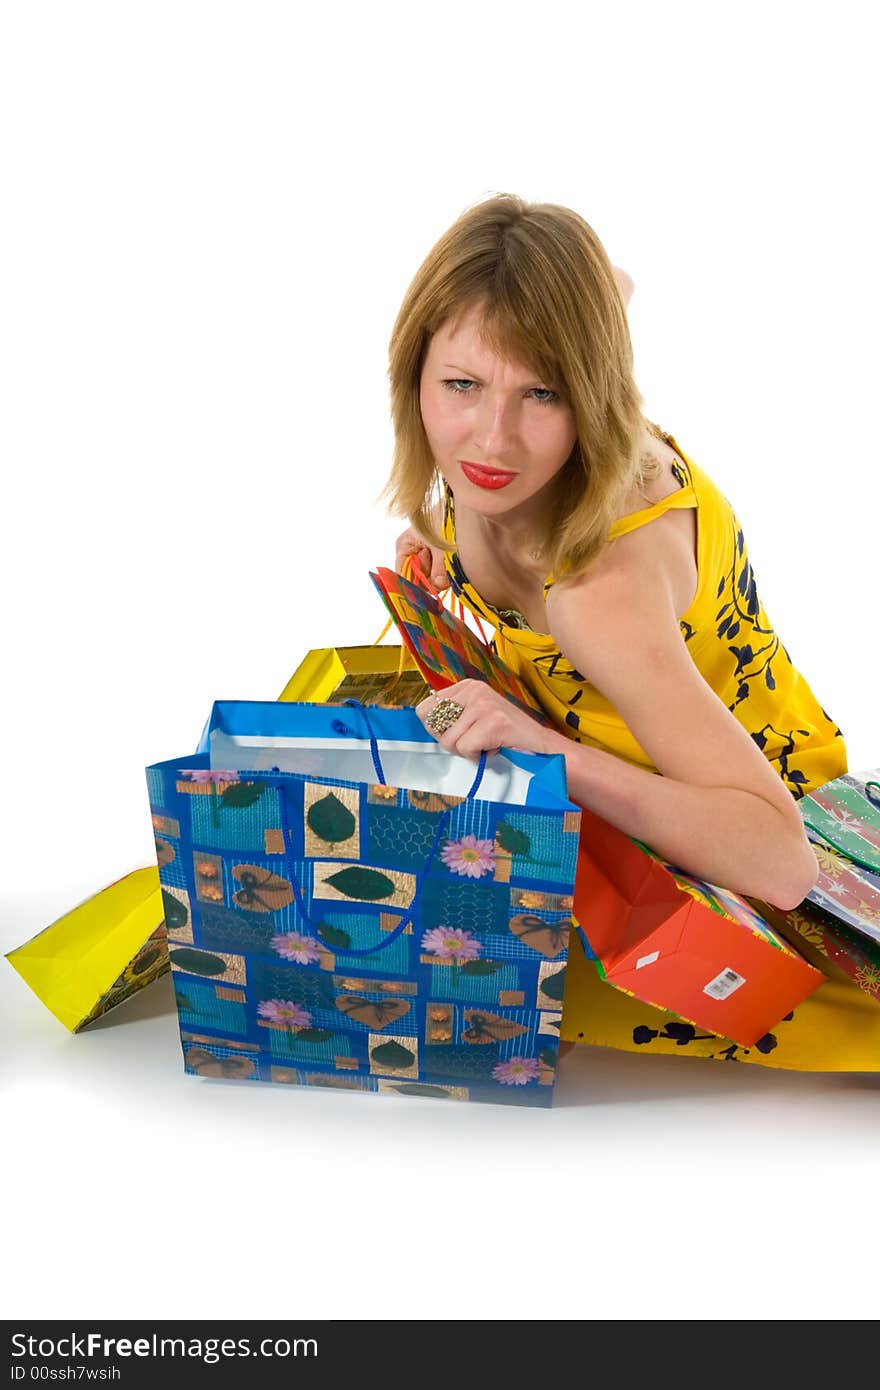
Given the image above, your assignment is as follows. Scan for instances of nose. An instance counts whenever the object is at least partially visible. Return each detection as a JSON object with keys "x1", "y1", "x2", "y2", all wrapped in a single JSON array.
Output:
[{"x1": 471, "y1": 393, "x2": 520, "y2": 461}]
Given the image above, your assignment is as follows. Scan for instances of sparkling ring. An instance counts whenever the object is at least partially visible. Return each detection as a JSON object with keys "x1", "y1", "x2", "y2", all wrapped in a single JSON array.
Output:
[{"x1": 425, "y1": 697, "x2": 464, "y2": 734}]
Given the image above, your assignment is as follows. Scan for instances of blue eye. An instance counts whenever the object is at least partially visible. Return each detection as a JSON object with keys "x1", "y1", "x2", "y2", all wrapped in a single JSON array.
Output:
[{"x1": 441, "y1": 379, "x2": 559, "y2": 406}]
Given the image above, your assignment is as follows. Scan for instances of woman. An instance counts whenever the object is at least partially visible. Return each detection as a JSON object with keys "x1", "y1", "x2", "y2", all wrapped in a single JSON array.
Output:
[{"x1": 385, "y1": 192, "x2": 877, "y2": 1070}]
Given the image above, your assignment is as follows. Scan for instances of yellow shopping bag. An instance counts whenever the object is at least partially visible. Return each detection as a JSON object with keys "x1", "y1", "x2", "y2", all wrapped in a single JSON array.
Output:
[
  {"x1": 5, "y1": 866, "x2": 168, "y2": 1031},
  {"x1": 279, "y1": 642, "x2": 432, "y2": 707}
]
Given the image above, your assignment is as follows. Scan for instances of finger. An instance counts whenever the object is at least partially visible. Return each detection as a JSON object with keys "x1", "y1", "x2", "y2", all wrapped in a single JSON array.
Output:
[
  {"x1": 434, "y1": 705, "x2": 484, "y2": 756},
  {"x1": 402, "y1": 548, "x2": 434, "y2": 585},
  {"x1": 414, "y1": 692, "x2": 439, "y2": 723},
  {"x1": 414, "y1": 689, "x2": 471, "y2": 745},
  {"x1": 395, "y1": 545, "x2": 424, "y2": 571},
  {"x1": 414, "y1": 690, "x2": 460, "y2": 742}
]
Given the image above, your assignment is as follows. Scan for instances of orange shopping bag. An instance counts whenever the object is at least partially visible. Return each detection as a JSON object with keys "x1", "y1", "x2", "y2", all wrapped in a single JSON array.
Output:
[{"x1": 572, "y1": 806, "x2": 826, "y2": 1046}]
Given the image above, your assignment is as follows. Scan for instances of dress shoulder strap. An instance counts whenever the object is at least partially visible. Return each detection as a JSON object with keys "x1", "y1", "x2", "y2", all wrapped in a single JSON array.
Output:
[
  {"x1": 542, "y1": 428, "x2": 697, "y2": 595},
  {"x1": 608, "y1": 476, "x2": 697, "y2": 541}
]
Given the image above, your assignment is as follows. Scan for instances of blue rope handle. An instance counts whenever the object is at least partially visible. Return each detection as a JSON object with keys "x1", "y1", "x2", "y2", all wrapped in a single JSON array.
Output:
[
  {"x1": 276, "y1": 701, "x2": 489, "y2": 957},
  {"x1": 341, "y1": 699, "x2": 488, "y2": 800}
]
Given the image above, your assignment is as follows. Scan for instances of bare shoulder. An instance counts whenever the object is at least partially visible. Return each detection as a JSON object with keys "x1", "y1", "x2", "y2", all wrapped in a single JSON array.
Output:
[
  {"x1": 543, "y1": 516, "x2": 804, "y2": 827},
  {"x1": 547, "y1": 511, "x2": 680, "y2": 624},
  {"x1": 545, "y1": 544, "x2": 672, "y2": 669},
  {"x1": 548, "y1": 482, "x2": 698, "y2": 632}
]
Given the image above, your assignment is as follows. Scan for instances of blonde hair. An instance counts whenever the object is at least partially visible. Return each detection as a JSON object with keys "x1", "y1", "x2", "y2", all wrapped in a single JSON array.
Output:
[{"x1": 381, "y1": 192, "x2": 656, "y2": 583}]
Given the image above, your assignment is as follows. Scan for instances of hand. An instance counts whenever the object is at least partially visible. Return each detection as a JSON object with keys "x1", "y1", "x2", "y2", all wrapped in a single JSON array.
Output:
[
  {"x1": 415, "y1": 679, "x2": 558, "y2": 759},
  {"x1": 395, "y1": 526, "x2": 449, "y2": 592}
]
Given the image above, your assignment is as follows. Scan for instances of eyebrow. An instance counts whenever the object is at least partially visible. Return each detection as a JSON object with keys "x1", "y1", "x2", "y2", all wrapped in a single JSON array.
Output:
[{"x1": 441, "y1": 363, "x2": 551, "y2": 387}]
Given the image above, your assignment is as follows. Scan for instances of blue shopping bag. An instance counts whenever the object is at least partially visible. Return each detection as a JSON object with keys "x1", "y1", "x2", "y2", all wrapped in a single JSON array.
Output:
[{"x1": 146, "y1": 701, "x2": 582, "y2": 1106}]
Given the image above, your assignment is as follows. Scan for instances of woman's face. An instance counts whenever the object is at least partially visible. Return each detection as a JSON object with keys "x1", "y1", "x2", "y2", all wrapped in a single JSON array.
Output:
[{"x1": 419, "y1": 303, "x2": 579, "y2": 518}]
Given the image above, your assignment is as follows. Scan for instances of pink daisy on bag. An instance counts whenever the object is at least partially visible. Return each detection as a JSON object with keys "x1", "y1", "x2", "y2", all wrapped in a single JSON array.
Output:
[
  {"x1": 440, "y1": 834, "x2": 496, "y2": 878},
  {"x1": 421, "y1": 926, "x2": 481, "y2": 962},
  {"x1": 271, "y1": 931, "x2": 322, "y2": 964},
  {"x1": 183, "y1": 769, "x2": 241, "y2": 784},
  {"x1": 257, "y1": 999, "x2": 312, "y2": 1028},
  {"x1": 492, "y1": 1057, "x2": 541, "y2": 1086}
]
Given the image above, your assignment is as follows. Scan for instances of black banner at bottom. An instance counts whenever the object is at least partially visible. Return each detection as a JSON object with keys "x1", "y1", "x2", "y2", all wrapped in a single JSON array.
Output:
[{"x1": 1, "y1": 1317, "x2": 839, "y2": 1382}]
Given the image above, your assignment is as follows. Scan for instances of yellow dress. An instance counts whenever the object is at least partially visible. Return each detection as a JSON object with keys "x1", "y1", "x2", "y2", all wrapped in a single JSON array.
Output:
[{"x1": 442, "y1": 426, "x2": 879, "y2": 1070}]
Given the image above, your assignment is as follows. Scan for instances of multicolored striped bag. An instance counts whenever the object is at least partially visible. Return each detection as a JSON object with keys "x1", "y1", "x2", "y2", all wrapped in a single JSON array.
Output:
[{"x1": 763, "y1": 769, "x2": 880, "y2": 1004}]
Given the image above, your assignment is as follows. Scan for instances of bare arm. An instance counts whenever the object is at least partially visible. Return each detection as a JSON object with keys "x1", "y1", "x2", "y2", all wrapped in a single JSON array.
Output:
[{"x1": 543, "y1": 568, "x2": 818, "y2": 910}]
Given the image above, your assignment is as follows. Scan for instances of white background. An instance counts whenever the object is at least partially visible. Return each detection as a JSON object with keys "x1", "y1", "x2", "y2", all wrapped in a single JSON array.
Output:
[{"x1": 2, "y1": 1, "x2": 878, "y2": 1323}]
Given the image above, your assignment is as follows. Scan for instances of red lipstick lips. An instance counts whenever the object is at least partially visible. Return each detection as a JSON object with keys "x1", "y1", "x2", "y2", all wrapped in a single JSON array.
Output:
[{"x1": 460, "y1": 461, "x2": 517, "y2": 490}]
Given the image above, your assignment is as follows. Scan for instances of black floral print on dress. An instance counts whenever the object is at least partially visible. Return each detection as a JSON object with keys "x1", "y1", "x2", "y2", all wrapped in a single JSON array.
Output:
[
  {"x1": 714, "y1": 514, "x2": 813, "y2": 798},
  {"x1": 632, "y1": 1010, "x2": 795, "y2": 1060}
]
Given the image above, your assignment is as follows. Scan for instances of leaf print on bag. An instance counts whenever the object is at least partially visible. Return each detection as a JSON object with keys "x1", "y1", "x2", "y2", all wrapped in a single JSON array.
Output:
[
  {"x1": 389, "y1": 1083, "x2": 457, "y2": 1099},
  {"x1": 324, "y1": 866, "x2": 397, "y2": 900},
  {"x1": 220, "y1": 782, "x2": 266, "y2": 809},
  {"x1": 162, "y1": 888, "x2": 189, "y2": 934},
  {"x1": 307, "y1": 792, "x2": 357, "y2": 847},
  {"x1": 538, "y1": 965, "x2": 567, "y2": 1002},
  {"x1": 169, "y1": 947, "x2": 228, "y2": 977},
  {"x1": 371, "y1": 1039, "x2": 416, "y2": 1071},
  {"x1": 494, "y1": 821, "x2": 563, "y2": 872},
  {"x1": 315, "y1": 922, "x2": 353, "y2": 950},
  {"x1": 496, "y1": 824, "x2": 530, "y2": 857}
]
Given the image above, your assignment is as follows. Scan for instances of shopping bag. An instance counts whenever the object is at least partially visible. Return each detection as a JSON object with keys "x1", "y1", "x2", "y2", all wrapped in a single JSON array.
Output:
[
  {"x1": 369, "y1": 564, "x2": 552, "y2": 723},
  {"x1": 759, "y1": 769, "x2": 880, "y2": 1004},
  {"x1": 278, "y1": 555, "x2": 490, "y2": 708},
  {"x1": 145, "y1": 699, "x2": 583, "y2": 1105},
  {"x1": 5, "y1": 866, "x2": 168, "y2": 1031},
  {"x1": 279, "y1": 643, "x2": 432, "y2": 708},
  {"x1": 572, "y1": 806, "x2": 825, "y2": 1045},
  {"x1": 368, "y1": 563, "x2": 821, "y2": 1042}
]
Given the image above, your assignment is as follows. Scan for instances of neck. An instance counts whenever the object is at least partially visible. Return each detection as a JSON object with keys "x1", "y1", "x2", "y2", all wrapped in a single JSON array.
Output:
[{"x1": 472, "y1": 472, "x2": 566, "y2": 574}]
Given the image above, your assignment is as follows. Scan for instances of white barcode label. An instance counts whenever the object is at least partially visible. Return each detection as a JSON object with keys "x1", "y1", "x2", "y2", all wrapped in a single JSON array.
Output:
[
  {"x1": 703, "y1": 967, "x2": 746, "y2": 1000},
  {"x1": 636, "y1": 950, "x2": 660, "y2": 970}
]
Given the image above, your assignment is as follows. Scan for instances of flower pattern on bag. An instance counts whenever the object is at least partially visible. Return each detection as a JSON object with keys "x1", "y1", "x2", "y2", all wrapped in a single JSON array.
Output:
[{"x1": 149, "y1": 748, "x2": 582, "y2": 1107}]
